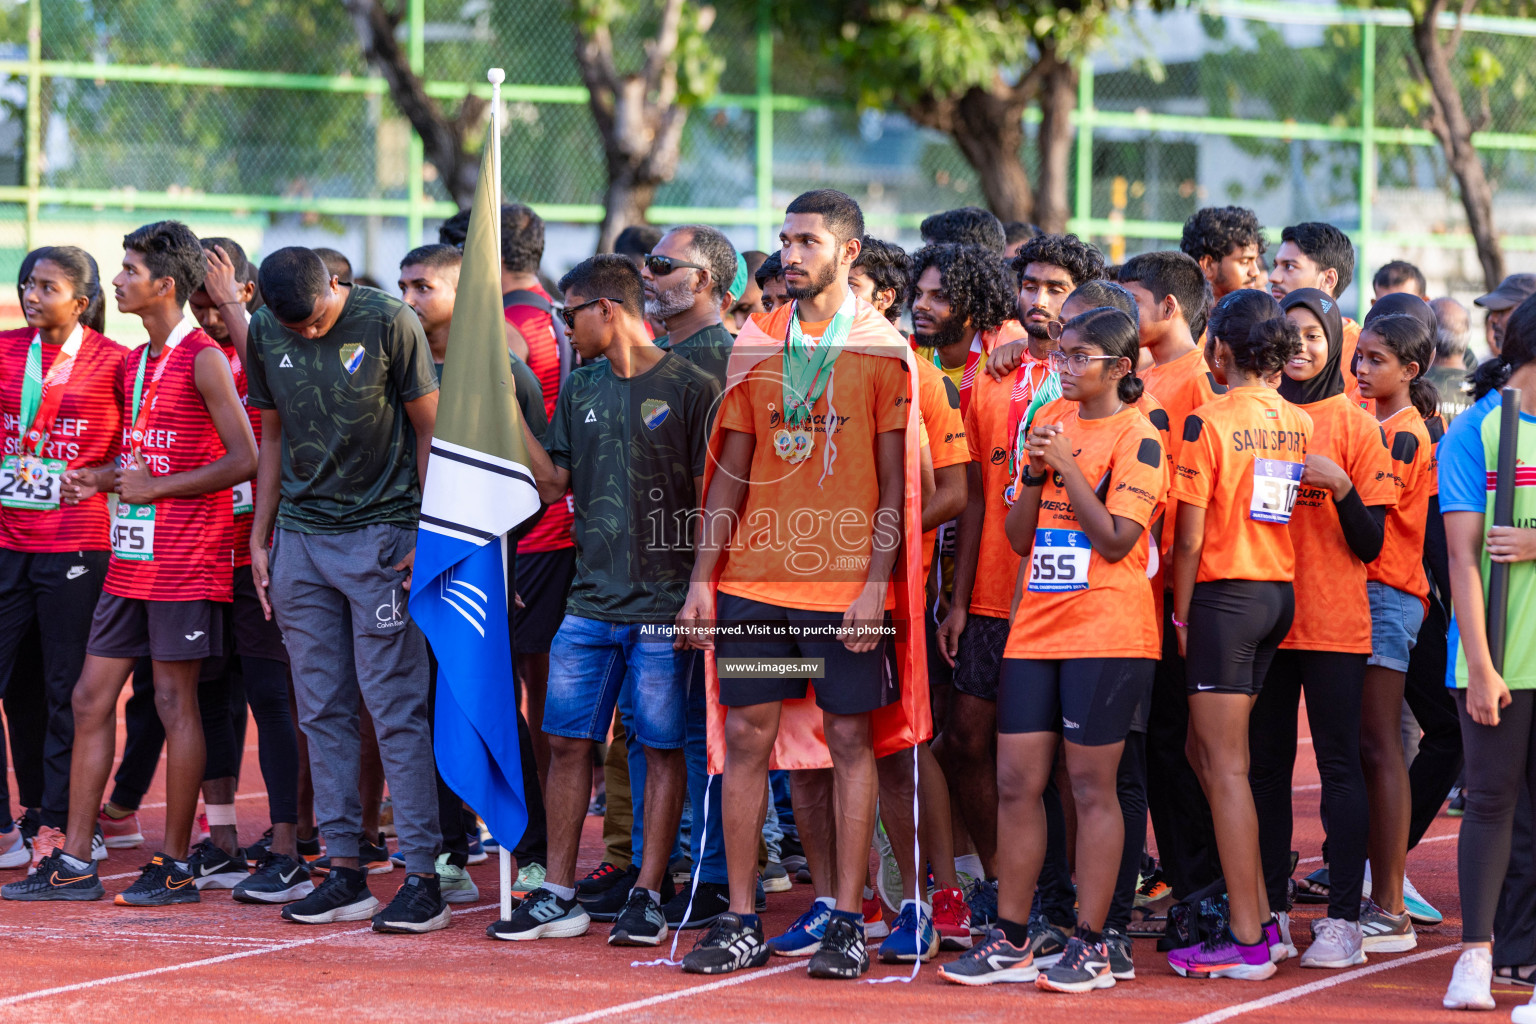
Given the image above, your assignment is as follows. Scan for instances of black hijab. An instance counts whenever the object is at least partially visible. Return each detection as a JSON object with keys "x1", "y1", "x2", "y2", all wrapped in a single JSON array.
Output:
[
  {"x1": 1364, "y1": 291, "x2": 1436, "y2": 335},
  {"x1": 1279, "y1": 287, "x2": 1344, "y2": 405}
]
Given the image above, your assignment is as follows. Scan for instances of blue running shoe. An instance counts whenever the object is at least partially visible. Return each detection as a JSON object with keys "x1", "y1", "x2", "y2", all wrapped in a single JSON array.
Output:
[
  {"x1": 965, "y1": 877, "x2": 998, "y2": 936},
  {"x1": 466, "y1": 829, "x2": 488, "y2": 865},
  {"x1": 878, "y1": 900, "x2": 939, "y2": 963},
  {"x1": 767, "y1": 898, "x2": 833, "y2": 957}
]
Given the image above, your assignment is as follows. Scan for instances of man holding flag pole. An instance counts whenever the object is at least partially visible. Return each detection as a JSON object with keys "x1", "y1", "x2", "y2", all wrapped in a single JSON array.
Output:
[{"x1": 409, "y1": 68, "x2": 545, "y2": 931}]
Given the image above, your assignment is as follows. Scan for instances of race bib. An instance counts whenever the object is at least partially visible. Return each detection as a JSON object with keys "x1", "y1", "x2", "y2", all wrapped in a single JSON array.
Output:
[
  {"x1": 0, "y1": 454, "x2": 65, "y2": 511},
  {"x1": 1249, "y1": 459, "x2": 1303, "y2": 524},
  {"x1": 232, "y1": 480, "x2": 253, "y2": 516},
  {"x1": 1028, "y1": 528, "x2": 1091, "y2": 593},
  {"x1": 111, "y1": 502, "x2": 156, "y2": 561}
]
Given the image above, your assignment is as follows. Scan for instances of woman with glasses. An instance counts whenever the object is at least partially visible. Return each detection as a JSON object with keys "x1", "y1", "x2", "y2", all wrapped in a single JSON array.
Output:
[
  {"x1": 1165, "y1": 290, "x2": 1312, "y2": 981},
  {"x1": 939, "y1": 306, "x2": 1166, "y2": 992}
]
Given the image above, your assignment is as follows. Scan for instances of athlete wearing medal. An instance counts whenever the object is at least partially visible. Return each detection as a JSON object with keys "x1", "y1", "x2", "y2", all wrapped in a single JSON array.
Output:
[
  {"x1": 12, "y1": 222, "x2": 256, "y2": 906},
  {"x1": 0, "y1": 247, "x2": 124, "y2": 878}
]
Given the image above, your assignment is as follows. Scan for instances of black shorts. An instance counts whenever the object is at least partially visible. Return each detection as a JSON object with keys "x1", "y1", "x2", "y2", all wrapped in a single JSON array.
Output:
[
  {"x1": 953, "y1": 613, "x2": 1009, "y2": 701},
  {"x1": 714, "y1": 593, "x2": 898, "y2": 716},
  {"x1": 231, "y1": 563, "x2": 288, "y2": 664},
  {"x1": 998, "y1": 658, "x2": 1155, "y2": 745},
  {"x1": 87, "y1": 593, "x2": 224, "y2": 662},
  {"x1": 1184, "y1": 579, "x2": 1294, "y2": 696},
  {"x1": 512, "y1": 548, "x2": 576, "y2": 656}
]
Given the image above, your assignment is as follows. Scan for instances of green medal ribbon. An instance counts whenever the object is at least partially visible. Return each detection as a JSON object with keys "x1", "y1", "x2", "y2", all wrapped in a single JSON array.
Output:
[
  {"x1": 781, "y1": 293, "x2": 855, "y2": 431},
  {"x1": 18, "y1": 336, "x2": 41, "y2": 449}
]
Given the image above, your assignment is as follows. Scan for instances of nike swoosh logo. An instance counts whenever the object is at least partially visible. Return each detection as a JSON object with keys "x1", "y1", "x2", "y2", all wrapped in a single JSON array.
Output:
[
  {"x1": 1196, "y1": 684, "x2": 1216, "y2": 691},
  {"x1": 50, "y1": 871, "x2": 95, "y2": 885},
  {"x1": 184, "y1": 631, "x2": 204, "y2": 641},
  {"x1": 196, "y1": 862, "x2": 228, "y2": 876},
  {"x1": 166, "y1": 874, "x2": 195, "y2": 889},
  {"x1": 66, "y1": 566, "x2": 87, "y2": 579}
]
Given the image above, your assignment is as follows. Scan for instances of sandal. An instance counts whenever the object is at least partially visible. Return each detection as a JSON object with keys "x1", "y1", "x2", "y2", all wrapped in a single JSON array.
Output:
[
  {"x1": 1295, "y1": 867, "x2": 1330, "y2": 904},
  {"x1": 1497, "y1": 964, "x2": 1536, "y2": 987}
]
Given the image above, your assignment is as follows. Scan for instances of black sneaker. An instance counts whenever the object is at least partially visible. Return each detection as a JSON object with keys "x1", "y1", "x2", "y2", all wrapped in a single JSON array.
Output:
[
  {"x1": 297, "y1": 833, "x2": 322, "y2": 861},
  {"x1": 372, "y1": 873, "x2": 450, "y2": 934},
  {"x1": 1025, "y1": 914, "x2": 1072, "y2": 968},
  {"x1": 1103, "y1": 926, "x2": 1136, "y2": 980},
  {"x1": 485, "y1": 886, "x2": 590, "y2": 940},
  {"x1": 282, "y1": 866, "x2": 378, "y2": 924},
  {"x1": 586, "y1": 869, "x2": 673, "y2": 922},
  {"x1": 680, "y1": 912, "x2": 770, "y2": 975},
  {"x1": 665, "y1": 880, "x2": 730, "y2": 929},
  {"x1": 937, "y1": 928, "x2": 1037, "y2": 985},
  {"x1": 246, "y1": 828, "x2": 275, "y2": 862},
  {"x1": 576, "y1": 861, "x2": 628, "y2": 899},
  {"x1": 115, "y1": 853, "x2": 200, "y2": 906},
  {"x1": 807, "y1": 910, "x2": 870, "y2": 979},
  {"x1": 311, "y1": 834, "x2": 391, "y2": 877},
  {"x1": 187, "y1": 839, "x2": 251, "y2": 890},
  {"x1": 1036, "y1": 935, "x2": 1115, "y2": 993},
  {"x1": 608, "y1": 888, "x2": 667, "y2": 946},
  {"x1": 1, "y1": 852, "x2": 105, "y2": 902},
  {"x1": 233, "y1": 853, "x2": 315, "y2": 904},
  {"x1": 16, "y1": 808, "x2": 40, "y2": 849}
]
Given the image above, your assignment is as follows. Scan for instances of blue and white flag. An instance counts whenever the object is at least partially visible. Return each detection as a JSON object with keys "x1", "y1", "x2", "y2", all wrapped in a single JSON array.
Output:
[{"x1": 410, "y1": 113, "x2": 541, "y2": 851}]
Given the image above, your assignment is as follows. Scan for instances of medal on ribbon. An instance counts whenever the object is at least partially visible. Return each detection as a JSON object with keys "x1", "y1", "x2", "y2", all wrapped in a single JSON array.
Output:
[{"x1": 778, "y1": 295, "x2": 854, "y2": 464}]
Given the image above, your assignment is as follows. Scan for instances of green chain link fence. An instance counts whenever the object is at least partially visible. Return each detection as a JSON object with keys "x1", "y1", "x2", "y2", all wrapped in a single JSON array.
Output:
[{"x1": 1, "y1": 0, "x2": 1533, "y2": 332}]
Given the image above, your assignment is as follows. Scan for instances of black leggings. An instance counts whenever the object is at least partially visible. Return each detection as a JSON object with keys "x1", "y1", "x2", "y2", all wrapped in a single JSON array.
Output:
[
  {"x1": 1250, "y1": 649, "x2": 1368, "y2": 922},
  {"x1": 197, "y1": 655, "x2": 299, "y2": 825},
  {"x1": 1106, "y1": 730, "x2": 1148, "y2": 933},
  {"x1": 1456, "y1": 690, "x2": 1536, "y2": 944},
  {"x1": 1405, "y1": 597, "x2": 1463, "y2": 849}
]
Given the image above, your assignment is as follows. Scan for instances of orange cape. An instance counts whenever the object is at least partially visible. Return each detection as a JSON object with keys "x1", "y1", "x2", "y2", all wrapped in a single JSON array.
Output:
[{"x1": 704, "y1": 298, "x2": 932, "y2": 772}]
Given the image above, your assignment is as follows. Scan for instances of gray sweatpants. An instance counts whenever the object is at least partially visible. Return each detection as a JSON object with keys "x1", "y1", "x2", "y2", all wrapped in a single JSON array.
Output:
[{"x1": 270, "y1": 524, "x2": 442, "y2": 874}]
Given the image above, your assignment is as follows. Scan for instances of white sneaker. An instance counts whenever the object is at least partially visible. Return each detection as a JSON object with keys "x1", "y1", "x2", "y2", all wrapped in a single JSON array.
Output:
[
  {"x1": 1300, "y1": 917, "x2": 1367, "y2": 969},
  {"x1": 1402, "y1": 874, "x2": 1443, "y2": 925},
  {"x1": 1443, "y1": 947, "x2": 1495, "y2": 1011},
  {"x1": 1512, "y1": 988, "x2": 1536, "y2": 1024},
  {"x1": 0, "y1": 828, "x2": 26, "y2": 870},
  {"x1": 1270, "y1": 911, "x2": 1298, "y2": 962}
]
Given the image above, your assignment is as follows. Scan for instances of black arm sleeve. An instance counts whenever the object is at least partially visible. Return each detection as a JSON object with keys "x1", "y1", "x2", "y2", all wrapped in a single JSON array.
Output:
[
  {"x1": 1334, "y1": 489, "x2": 1387, "y2": 564},
  {"x1": 1422, "y1": 493, "x2": 1451, "y2": 610}
]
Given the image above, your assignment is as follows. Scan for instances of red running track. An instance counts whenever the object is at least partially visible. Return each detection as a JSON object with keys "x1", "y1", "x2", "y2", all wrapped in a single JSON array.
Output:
[{"x1": 0, "y1": 692, "x2": 1502, "y2": 1023}]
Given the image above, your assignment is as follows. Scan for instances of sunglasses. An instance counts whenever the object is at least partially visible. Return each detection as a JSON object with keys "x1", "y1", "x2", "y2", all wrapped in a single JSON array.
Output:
[
  {"x1": 1046, "y1": 349, "x2": 1118, "y2": 376},
  {"x1": 644, "y1": 254, "x2": 707, "y2": 277},
  {"x1": 560, "y1": 296, "x2": 624, "y2": 330}
]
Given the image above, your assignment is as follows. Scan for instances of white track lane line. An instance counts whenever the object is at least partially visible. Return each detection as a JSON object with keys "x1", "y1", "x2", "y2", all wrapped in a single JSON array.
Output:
[
  {"x1": 543, "y1": 963, "x2": 808, "y2": 1024},
  {"x1": 1297, "y1": 830, "x2": 1457, "y2": 867},
  {"x1": 137, "y1": 791, "x2": 267, "y2": 811},
  {"x1": 0, "y1": 923, "x2": 282, "y2": 946},
  {"x1": 1174, "y1": 944, "x2": 1459, "y2": 1024},
  {"x1": 0, "y1": 900, "x2": 502, "y2": 1008}
]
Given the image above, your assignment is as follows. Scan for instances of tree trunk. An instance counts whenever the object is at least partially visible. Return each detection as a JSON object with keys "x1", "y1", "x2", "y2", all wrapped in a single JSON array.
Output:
[
  {"x1": 943, "y1": 88, "x2": 1034, "y2": 223},
  {"x1": 1034, "y1": 56, "x2": 1078, "y2": 236},
  {"x1": 596, "y1": 173, "x2": 658, "y2": 254},
  {"x1": 1411, "y1": 3, "x2": 1504, "y2": 290}
]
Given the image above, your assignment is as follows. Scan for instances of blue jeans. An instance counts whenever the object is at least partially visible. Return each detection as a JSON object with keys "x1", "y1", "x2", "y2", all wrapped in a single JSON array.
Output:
[{"x1": 542, "y1": 615, "x2": 688, "y2": 749}]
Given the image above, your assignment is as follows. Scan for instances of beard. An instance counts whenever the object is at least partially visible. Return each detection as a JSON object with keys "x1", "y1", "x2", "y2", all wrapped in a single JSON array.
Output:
[
  {"x1": 1019, "y1": 298, "x2": 1054, "y2": 340},
  {"x1": 913, "y1": 313, "x2": 969, "y2": 354},
  {"x1": 785, "y1": 258, "x2": 838, "y2": 301},
  {"x1": 645, "y1": 277, "x2": 697, "y2": 321}
]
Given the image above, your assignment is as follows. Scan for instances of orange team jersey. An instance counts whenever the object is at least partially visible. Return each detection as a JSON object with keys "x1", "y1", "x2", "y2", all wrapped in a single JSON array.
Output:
[
  {"x1": 964, "y1": 357, "x2": 1049, "y2": 618},
  {"x1": 917, "y1": 358, "x2": 968, "y2": 580},
  {"x1": 0, "y1": 327, "x2": 127, "y2": 553},
  {"x1": 1005, "y1": 402, "x2": 1167, "y2": 660},
  {"x1": 1171, "y1": 386, "x2": 1313, "y2": 584},
  {"x1": 1140, "y1": 346, "x2": 1225, "y2": 569},
  {"x1": 715, "y1": 333, "x2": 910, "y2": 614},
  {"x1": 1368, "y1": 406, "x2": 1434, "y2": 608},
  {"x1": 104, "y1": 329, "x2": 235, "y2": 603},
  {"x1": 1342, "y1": 318, "x2": 1363, "y2": 405},
  {"x1": 1282, "y1": 393, "x2": 1397, "y2": 652}
]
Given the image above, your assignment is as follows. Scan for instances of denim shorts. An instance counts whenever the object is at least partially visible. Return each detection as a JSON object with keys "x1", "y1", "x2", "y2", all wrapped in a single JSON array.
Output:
[
  {"x1": 1367, "y1": 580, "x2": 1425, "y2": 672},
  {"x1": 542, "y1": 614, "x2": 691, "y2": 749}
]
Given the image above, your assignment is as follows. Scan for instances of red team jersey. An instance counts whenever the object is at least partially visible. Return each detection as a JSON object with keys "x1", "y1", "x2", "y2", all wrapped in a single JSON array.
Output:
[
  {"x1": 104, "y1": 325, "x2": 235, "y2": 603},
  {"x1": 0, "y1": 326, "x2": 128, "y2": 553},
  {"x1": 220, "y1": 340, "x2": 260, "y2": 568},
  {"x1": 507, "y1": 285, "x2": 575, "y2": 554}
]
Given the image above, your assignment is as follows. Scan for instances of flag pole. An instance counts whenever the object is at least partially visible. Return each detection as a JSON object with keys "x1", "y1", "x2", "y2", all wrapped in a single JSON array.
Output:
[{"x1": 485, "y1": 64, "x2": 515, "y2": 924}]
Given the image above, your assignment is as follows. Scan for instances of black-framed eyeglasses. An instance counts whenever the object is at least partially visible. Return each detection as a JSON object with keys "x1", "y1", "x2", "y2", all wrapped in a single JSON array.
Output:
[
  {"x1": 1046, "y1": 349, "x2": 1118, "y2": 376},
  {"x1": 560, "y1": 296, "x2": 624, "y2": 330},
  {"x1": 644, "y1": 254, "x2": 707, "y2": 277}
]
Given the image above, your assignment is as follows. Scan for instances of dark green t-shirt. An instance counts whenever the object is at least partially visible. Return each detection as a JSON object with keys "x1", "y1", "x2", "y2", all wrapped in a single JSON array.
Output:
[
  {"x1": 544, "y1": 352, "x2": 720, "y2": 622},
  {"x1": 246, "y1": 285, "x2": 439, "y2": 534},
  {"x1": 658, "y1": 323, "x2": 734, "y2": 389},
  {"x1": 432, "y1": 351, "x2": 547, "y2": 441}
]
